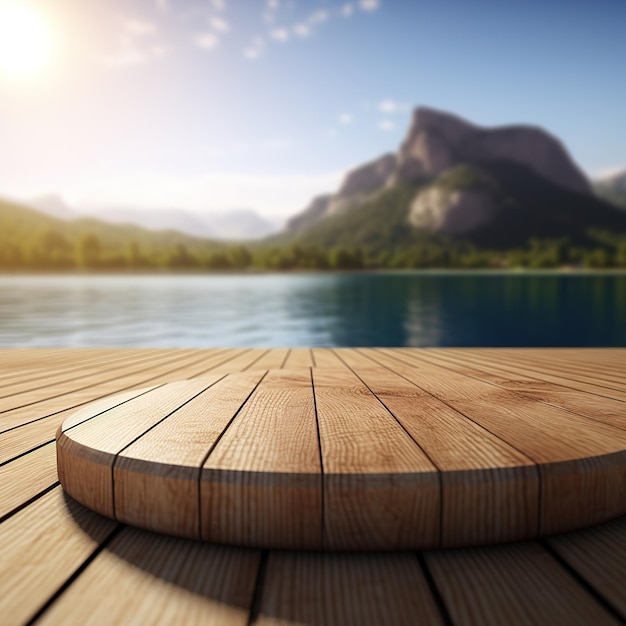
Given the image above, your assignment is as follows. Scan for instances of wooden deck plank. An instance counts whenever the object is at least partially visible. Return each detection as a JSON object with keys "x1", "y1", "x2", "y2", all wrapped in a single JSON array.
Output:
[
  {"x1": 410, "y1": 349, "x2": 626, "y2": 432},
  {"x1": 0, "y1": 442, "x2": 57, "y2": 520},
  {"x1": 312, "y1": 366, "x2": 440, "y2": 550},
  {"x1": 38, "y1": 528, "x2": 260, "y2": 626},
  {"x1": 245, "y1": 348, "x2": 290, "y2": 370},
  {"x1": 282, "y1": 348, "x2": 315, "y2": 369},
  {"x1": 311, "y1": 348, "x2": 347, "y2": 368},
  {"x1": 257, "y1": 552, "x2": 444, "y2": 626},
  {"x1": 548, "y1": 516, "x2": 626, "y2": 618},
  {"x1": 0, "y1": 349, "x2": 236, "y2": 437},
  {"x1": 115, "y1": 371, "x2": 266, "y2": 538},
  {"x1": 338, "y1": 350, "x2": 539, "y2": 547},
  {"x1": 57, "y1": 376, "x2": 225, "y2": 517},
  {"x1": 0, "y1": 350, "x2": 199, "y2": 415},
  {"x1": 448, "y1": 349, "x2": 626, "y2": 401},
  {"x1": 425, "y1": 542, "x2": 621, "y2": 626},
  {"x1": 0, "y1": 487, "x2": 118, "y2": 626},
  {"x1": 201, "y1": 369, "x2": 322, "y2": 549},
  {"x1": 365, "y1": 348, "x2": 626, "y2": 535}
]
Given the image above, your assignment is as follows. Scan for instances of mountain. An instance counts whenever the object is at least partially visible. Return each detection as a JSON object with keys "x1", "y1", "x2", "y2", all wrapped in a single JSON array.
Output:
[
  {"x1": 284, "y1": 107, "x2": 626, "y2": 250},
  {"x1": 27, "y1": 194, "x2": 76, "y2": 221},
  {"x1": 76, "y1": 206, "x2": 280, "y2": 241},
  {"x1": 594, "y1": 170, "x2": 626, "y2": 210},
  {"x1": 24, "y1": 198, "x2": 281, "y2": 241},
  {"x1": 0, "y1": 197, "x2": 228, "y2": 269}
]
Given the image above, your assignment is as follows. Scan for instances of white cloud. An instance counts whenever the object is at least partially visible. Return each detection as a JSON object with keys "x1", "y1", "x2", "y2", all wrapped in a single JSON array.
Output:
[
  {"x1": 123, "y1": 18, "x2": 158, "y2": 35},
  {"x1": 212, "y1": 0, "x2": 226, "y2": 9},
  {"x1": 267, "y1": 0, "x2": 280, "y2": 9},
  {"x1": 378, "y1": 99, "x2": 408, "y2": 114},
  {"x1": 308, "y1": 10, "x2": 329, "y2": 24},
  {"x1": 378, "y1": 119, "x2": 395, "y2": 131},
  {"x1": 210, "y1": 17, "x2": 230, "y2": 32},
  {"x1": 155, "y1": 0, "x2": 169, "y2": 14},
  {"x1": 270, "y1": 28, "x2": 289, "y2": 42},
  {"x1": 102, "y1": 50, "x2": 148, "y2": 68},
  {"x1": 359, "y1": 0, "x2": 380, "y2": 11},
  {"x1": 244, "y1": 48, "x2": 261, "y2": 59},
  {"x1": 342, "y1": 4, "x2": 354, "y2": 17},
  {"x1": 151, "y1": 45, "x2": 173, "y2": 58},
  {"x1": 293, "y1": 23, "x2": 310, "y2": 37},
  {"x1": 194, "y1": 33, "x2": 219, "y2": 49},
  {"x1": 339, "y1": 113, "x2": 353, "y2": 125}
]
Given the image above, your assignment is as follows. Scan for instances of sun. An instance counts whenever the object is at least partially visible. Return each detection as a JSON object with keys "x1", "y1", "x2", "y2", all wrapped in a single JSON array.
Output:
[{"x1": 0, "y1": 2, "x2": 54, "y2": 78}]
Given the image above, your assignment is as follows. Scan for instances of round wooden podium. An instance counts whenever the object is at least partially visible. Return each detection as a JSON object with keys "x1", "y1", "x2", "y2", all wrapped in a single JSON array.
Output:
[{"x1": 56, "y1": 364, "x2": 626, "y2": 551}]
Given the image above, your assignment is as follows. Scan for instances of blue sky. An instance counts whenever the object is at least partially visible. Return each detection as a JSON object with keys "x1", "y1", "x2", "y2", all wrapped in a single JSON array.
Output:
[{"x1": 0, "y1": 0, "x2": 625, "y2": 217}]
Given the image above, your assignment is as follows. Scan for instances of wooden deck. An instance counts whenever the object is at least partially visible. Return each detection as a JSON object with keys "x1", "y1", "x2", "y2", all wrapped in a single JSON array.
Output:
[{"x1": 1, "y1": 348, "x2": 626, "y2": 625}]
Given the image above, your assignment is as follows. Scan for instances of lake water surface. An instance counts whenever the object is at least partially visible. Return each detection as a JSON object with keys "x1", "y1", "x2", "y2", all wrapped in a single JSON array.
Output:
[{"x1": 1, "y1": 273, "x2": 625, "y2": 347}]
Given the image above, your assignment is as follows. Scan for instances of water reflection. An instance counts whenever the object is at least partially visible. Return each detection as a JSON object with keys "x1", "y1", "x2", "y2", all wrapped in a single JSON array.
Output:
[{"x1": 0, "y1": 273, "x2": 624, "y2": 347}]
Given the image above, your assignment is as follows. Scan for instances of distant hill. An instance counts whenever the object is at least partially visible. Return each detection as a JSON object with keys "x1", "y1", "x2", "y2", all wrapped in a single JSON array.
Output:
[
  {"x1": 0, "y1": 198, "x2": 230, "y2": 270},
  {"x1": 25, "y1": 196, "x2": 281, "y2": 241},
  {"x1": 594, "y1": 170, "x2": 626, "y2": 210},
  {"x1": 282, "y1": 107, "x2": 626, "y2": 250}
]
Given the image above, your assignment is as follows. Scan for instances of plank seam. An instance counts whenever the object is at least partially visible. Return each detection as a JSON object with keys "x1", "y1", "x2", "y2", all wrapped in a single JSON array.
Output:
[
  {"x1": 196, "y1": 370, "x2": 269, "y2": 540},
  {"x1": 241, "y1": 349, "x2": 271, "y2": 371},
  {"x1": 0, "y1": 350, "x2": 206, "y2": 416},
  {"x1": 539, "y1": 539, "x2": 626, "y2": 624},
  {"x1": 358, "y1": 348, "x2": 543, "y2": 540},
  {"x1": 310, "y1": 366, "x2": 325, "y2": 550},
  {"x1": 415, "y1": 553, "x2": 455, "y2": 626},
  {"x1": 309, "y1": 348, "x2": 316, "y2": 367},
  {"x1": 0, "y1": 439, "x2": 54, "y2": 469},
  {"x1": 24, "y1": 524, "x2": 123, "y2": 626},
  {"x1": 332, "y1": 348, "x2": 445, "y2": 547},
  {"x1": 110, "y1": 375, "x2": 229, "y2": 521},
  {"x1": 0, "y1": 481, "x2": 59, "y2": 525},
  {"x1": 246, "y1": 550, "x2": 269, "y2": 626},
  {"x1": 0, "y1": 349, "x2": 233, "y2": 436},
  {"x1": 280, "y1": 349, "x2": 292, "y2": 370},
  {"x1": 407, "y1": 350, "x2": 626, "y2": 433}
]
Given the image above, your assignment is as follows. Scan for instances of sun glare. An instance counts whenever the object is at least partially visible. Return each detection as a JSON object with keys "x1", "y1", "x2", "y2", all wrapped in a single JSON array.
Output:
[{"x1": 0, "y1": 1, "x2": 54, "y2": 78}]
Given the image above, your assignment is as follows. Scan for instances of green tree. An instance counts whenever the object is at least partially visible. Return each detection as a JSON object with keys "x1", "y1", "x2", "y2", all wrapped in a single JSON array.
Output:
[
  {"x1": 228, "y1": 245, "x2": 252, "y2": 269},
  {"x1": 78, "y1": 234, "x2": 102, "y2": 268}
]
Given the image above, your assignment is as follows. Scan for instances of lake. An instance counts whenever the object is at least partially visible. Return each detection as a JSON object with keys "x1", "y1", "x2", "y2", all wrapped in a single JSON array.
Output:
[{"x1": 1, "y1": 272, "x2": 625, "y2": 347}]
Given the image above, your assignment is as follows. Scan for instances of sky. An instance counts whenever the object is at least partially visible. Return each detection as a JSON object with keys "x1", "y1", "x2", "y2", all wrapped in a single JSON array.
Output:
[{"x1": 0, "y1": 0, "x2": 625, "y2": 219}]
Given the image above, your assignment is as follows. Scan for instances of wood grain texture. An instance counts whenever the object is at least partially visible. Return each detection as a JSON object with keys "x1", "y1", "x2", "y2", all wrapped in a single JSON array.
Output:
[
  {"x1": 313, "y1": 366, "x2": 440, "y2": 550},
  {"x1": 425, "y1": 542, "x2": 620, "y2": 626},
  {"x1": 115, "y1": 371, "x2": 266, "y2": 538},
  {"x1": 3, "y1": 349, "x2": 626, "y2": 625},
  {"x1": 57, "y1": 377, "x2": 223, "y2": 517},
  {"x1": 342, "y1": 351, "x2": 538, "y2": 546},
  {"x1": 38, "y1": 528, "x2": 260, "y2": 626},
  {"x1": 201, "y1": 369, "x2": 322, "y2": 549},
  {"x1": 548, "y1": 516, "x2": 626, "y2": 617},
  {"x1": 368, "y1": 349, "x2": 626, "y2": 536},
  {"x1": 257, "y1": 551, "x2": 444, "y2": 625},
  {"x1": 0, "y1": 487, "x2": 117, "y2": 625}
]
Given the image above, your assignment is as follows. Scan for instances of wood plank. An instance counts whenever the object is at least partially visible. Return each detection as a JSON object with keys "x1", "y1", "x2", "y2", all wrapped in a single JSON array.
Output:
[
  {"x1": 0, "y1": 487, "x2": 117, "y2": 626},
  {"x1": 245, "y1": 349, "x2": 290, "y2": 371},
  {"x1": 57, "y1": 377, "x2": 225, "y2": 518},
  {"x1": 425, "y1": 542, "x2": 620, "y2": 626},
  {"x1": 0, "y1": 442, "x2": 57, "y2": 519},
  {"x1": 282, "y1": 349, "x2": 315, "y2": 369},
  {"x1": 365, "y1": 349, "x2": 626, "y2": 535},
  {"x1": 411, "y1": 349, "x2": 626, "y2": 432},
  {"x1": 0, "y1": 348, "x2": 235, "y2": 435},
  {"x1": 447, "y1": 349, "x2": 626, "y2": 401},
  {"x1": 548, "y1": 516, "x2": 626, "y2": 618},
  {"x1": 38, "y1": 528, "x2": 260, "y2": 626},
  {"x1": 312, "y1": 366, "x2": 440, "y2": 550},
  {"x1": 338, "y1": 351, "x2": 539, "y2": 547},
  {"x1": 114, "y1": 371, "x2": 266, "y2": 539},
  {"x1": 257, "y1": 552, "x2": 444, "y2": 626},
  {"x1": 201, "y1": 369, "x2": 322, "y2": 549},
  {"x1": 311, "y1": 348, "x2": 347, "y2": 368}
]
